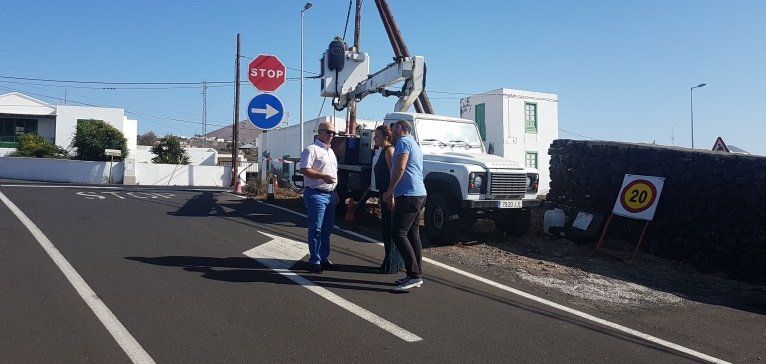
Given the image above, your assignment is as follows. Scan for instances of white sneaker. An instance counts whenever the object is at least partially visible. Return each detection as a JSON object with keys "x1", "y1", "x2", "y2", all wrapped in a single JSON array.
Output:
[{"x1": 393, "y1": 278, "x2": 423, "y2": 292}]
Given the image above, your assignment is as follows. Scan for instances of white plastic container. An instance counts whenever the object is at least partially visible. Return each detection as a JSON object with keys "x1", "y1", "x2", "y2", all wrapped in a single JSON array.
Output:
[{"x1": 543, "y1": 208, "x2": 566, "y2": 235}]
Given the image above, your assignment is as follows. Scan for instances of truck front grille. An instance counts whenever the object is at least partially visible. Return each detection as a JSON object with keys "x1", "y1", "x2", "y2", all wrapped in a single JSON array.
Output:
[{"x1": 489, "y1": 172, "x2": 527, "y2": 198}]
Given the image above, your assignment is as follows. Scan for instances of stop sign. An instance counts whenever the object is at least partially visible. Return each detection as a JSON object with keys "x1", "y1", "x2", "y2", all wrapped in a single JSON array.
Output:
[{"x1": 248, "y1": 55, "x2": 286, "y2": 92}]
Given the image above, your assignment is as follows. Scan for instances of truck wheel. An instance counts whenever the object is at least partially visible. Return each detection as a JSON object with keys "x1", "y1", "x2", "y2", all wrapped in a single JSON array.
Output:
[
  {"x1": 497, "y1": 208, "x2": 531, "y2": 238},
  {"x1": 425, "y1": 192, "x2": 455, "y2": 244}
]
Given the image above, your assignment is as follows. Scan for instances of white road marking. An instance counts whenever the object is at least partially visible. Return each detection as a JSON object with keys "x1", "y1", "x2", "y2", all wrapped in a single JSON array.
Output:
[
  {"x1": 77, "y1": 191, "x2": 107, "y2": 200},
  {"x1": 151, "y1": 193, "x2": 174, "y2": 199},
  {"x1": 225, "y1": 193, "x2": 731, "y2": 364},
  {"x1": 74, "y1": 191, "x2": 177, "y2": 200},
  {"x1": 244, "y1": 231, "x2": 422, "y2": 343},
  {"x1": 0, "y1": 191, "x2": 156, "y2": 364},
  {"x1": 127, "y1": 192, "x2": 154, "y2": 199},
  {"x1": 102, "y1": 191, "x2": 126, "y2": 199},
  {"x1": 0, "y1": 184, "x2": 224, "y2": 192}
]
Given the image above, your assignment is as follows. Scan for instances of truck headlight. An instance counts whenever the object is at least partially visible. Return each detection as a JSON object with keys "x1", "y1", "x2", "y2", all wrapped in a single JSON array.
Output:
[
  {"x1": 469, "y1": 172, "x2": 486, "y2": 194},
  {"x1": 526, "y1": 173, "x2": 539, "y2": 193}
]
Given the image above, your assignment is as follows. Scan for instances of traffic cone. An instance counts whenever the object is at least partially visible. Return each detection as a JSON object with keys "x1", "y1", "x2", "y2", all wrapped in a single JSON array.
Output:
[
  {"x1": 266, "y1": 176, "x2": 275, "y2": 200},
  {"x1": 345, "y1": 197, "x2": 356, "y2": 224},
  {"x1": 273, "y1": 178, "x2": 279, "y2": 195},
  {"x1": 234, "y1": 175, "x2": 243, "y2": 194}
]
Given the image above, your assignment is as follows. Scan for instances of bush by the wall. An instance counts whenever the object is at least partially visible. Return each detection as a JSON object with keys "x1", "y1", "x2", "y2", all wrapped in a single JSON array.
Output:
[
  {"x1": 71, "y1": 120, "x2": 128, "y2": 161},
  {"x1": 151, "y1": 135, "x2": 190, "y2": 164},
  {"x1": 11, "y1": 134, "x2": 68, "y2": 159}
]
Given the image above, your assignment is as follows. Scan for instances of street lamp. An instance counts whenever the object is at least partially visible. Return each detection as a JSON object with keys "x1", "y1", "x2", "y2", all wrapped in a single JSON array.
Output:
[
  {"x1": 690, "y1": 83, "x2": 706, "y2": 149},
  {"x1": 300, "y1": 2, "x2": 312, "y2": 156}
]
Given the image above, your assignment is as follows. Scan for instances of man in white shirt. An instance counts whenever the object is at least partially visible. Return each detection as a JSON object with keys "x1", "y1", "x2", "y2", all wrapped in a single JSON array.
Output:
[{"x1": 299, "y1": 121, "x2": 339, "y2": 273}]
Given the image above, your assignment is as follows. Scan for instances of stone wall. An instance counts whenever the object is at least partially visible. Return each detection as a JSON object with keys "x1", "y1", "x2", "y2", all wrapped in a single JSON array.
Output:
[{"x1": 548, "y1": 139, "x2": 766, "y2": 284}]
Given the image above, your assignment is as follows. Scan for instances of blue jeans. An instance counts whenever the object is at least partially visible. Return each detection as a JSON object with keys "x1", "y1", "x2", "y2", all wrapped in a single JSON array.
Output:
[{"x1": 304, "y1": 188, "x2": 336, "y2": 265}]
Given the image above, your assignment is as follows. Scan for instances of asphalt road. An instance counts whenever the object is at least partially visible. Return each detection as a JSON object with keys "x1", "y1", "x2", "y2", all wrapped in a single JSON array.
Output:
[{"x1": 0, "y1": 181, "x2": 748, "y2": 363}]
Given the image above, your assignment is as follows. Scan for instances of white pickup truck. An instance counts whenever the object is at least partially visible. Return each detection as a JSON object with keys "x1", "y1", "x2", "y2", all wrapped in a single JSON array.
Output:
[
  {"x1": 315, "y1": 40, "x2": 539, "y2": 242},
  {"x1": 356, "y1": 112, "x2": 540, "y2": 242}
]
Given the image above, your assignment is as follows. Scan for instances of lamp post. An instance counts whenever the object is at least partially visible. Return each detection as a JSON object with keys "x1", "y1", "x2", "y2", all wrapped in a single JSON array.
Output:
[
  {"x1": 690, "y1": 83, "x2": 706, "y2": 149},
  {"x1": 300, "y1": 2, "x2": 312, "y2": 156}
]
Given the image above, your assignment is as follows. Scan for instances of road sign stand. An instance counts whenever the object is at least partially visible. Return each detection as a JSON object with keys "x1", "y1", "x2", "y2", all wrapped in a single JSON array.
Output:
[
  {"x1": 104, "y1": 149, "x2": 122, "y2": 184},
  {"x1": 595, "y1": 213, "x2": 651, "y2": 260},
  {"x1": 595, "y1": 174, "x2": 664, "y2": 260}
]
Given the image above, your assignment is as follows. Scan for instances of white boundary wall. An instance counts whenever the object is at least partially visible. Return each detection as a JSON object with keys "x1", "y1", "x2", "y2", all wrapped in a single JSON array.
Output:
[
  {"x1": 0, "y1": 148, "x2": 16, "y2": 157},
  {"x1": 0, "y1": 157, "x2": 123, "y2": 184},
  {"x1": 133, "y1": 163, "x2": 237, "y2": 187},
  {"x1": 0, "y1": 156, "x2": 237, "y2": 187},
  {"x1": 132, "y1": 146, "x2": 218, "y2": 166}
]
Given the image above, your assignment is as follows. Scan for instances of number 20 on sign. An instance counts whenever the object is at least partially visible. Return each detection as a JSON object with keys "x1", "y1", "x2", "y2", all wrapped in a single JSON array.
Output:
[
  {"x1": 596, "y1": 174, "x2": 666, "y2": 258},
  {"x1": 612, "y1": 174, "x2": 665, "y2": 221}
]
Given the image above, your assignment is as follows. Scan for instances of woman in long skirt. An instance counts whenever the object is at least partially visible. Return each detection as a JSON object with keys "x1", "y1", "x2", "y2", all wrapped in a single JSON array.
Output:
[{"x1": 373, "y1": 125, "x2": 405, "y2": 274}]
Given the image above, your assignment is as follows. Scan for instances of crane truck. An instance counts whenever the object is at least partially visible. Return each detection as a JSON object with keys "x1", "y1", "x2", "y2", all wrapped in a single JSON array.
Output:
[{"x1": 307, "y1": 37, "x2": 540, "y2": 243}]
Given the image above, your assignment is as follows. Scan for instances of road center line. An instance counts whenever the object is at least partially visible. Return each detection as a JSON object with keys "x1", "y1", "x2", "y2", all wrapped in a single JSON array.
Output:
[
  {"x1": 225, "y1": 193, "x2": 731, "y2": 364},
  {"x1": 0, "y1": 191, "x2": 156, "y2": 364}
]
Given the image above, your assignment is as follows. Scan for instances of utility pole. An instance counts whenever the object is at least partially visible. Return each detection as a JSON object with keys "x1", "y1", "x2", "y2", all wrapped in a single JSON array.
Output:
[
  {"x1": 671, "y1": 126, "x2": 675, "y2": 146},
  {"x1": 232, "y1": 33, "x2": 241, "y2": 189},
  {"x1": 300, "y1": 2, "x2": 312, "y2": 155},
  {"x1": 374, "y1": 0, "x2": 434, "y2": 114},
  {"x1": 202, "y1": 81, "x2": 208, "y2": 148},
  {"x1": 347, "y1": 0, "x2": 362, "y2": 135},
  {"x1": 690, "y1": 83, "x2": 706, "y2": 149}
]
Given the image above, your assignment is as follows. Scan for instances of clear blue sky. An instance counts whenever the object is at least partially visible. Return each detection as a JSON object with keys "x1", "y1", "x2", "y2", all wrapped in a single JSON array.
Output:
[{"x1": 1, "y1": 0, "x2": 764, "y2": 154}]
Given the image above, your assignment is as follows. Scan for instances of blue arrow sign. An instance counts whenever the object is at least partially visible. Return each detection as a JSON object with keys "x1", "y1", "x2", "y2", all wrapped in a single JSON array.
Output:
[{"x1": 247, "y1": 93, "x2": 284, "y2": 130}]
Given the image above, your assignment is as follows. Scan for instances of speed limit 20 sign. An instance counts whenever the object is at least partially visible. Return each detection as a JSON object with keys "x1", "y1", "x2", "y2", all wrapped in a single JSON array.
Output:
[{"x1": 612, "y1": 174, "x2": 665, "y2": 221}]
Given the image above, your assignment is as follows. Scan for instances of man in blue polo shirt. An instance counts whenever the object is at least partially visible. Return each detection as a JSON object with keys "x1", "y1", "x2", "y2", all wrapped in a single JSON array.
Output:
[{"x1": 382, "y1": 119, "x2": 427, "y2": 291}]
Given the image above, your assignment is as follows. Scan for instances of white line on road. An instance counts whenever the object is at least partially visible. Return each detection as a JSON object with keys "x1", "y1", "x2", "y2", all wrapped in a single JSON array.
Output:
[
  {"x1": 244, "y1": 231, "x2": 422, "y2": 342},
  {"x1": 0, "y1": 184, "x2": 225, "y2": 192},
  {"x1": 226, "y1": 193, "x2": 731, "y2": 364},
  {"x1": 0, "y1": 191, "x2": 156, "y2": 364}
]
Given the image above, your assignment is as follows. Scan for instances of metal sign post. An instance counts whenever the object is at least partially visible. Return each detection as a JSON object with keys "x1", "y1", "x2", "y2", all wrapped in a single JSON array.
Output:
[{"x1": 104, "y1": 149, "x2": 122, "y2": 184}]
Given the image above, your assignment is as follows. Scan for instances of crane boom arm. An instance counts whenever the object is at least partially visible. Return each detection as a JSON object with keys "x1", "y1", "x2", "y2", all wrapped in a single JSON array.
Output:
[{"x1": 330, "y1": 55, "x2": 425, "y2": 113}]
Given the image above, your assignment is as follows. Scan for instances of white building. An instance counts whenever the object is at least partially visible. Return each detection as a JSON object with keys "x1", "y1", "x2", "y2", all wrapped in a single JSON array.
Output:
[
  {"x1": 460, "y1": 88, "x2": 558, "y2": 195},
  {"x1": 257, "y1": 116, "x2": 376, "y2": 161},
  {"x1": 0, "y1": 92, "x2": 138, "y2": 155}
]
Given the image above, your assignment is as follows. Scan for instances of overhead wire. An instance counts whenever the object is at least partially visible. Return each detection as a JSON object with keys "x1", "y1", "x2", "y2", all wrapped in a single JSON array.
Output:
[
  {"x1": 0, "y1": 74, "x2": 304, "y2": 87},
  {"x1": 342, "y1": 0, "x2": 352, "y2": 40},
  {"x1": 0, "y1": 86, "x2": 229, "y2": 129},
  {"x1": 1, "y1": 75, "x2": 596, "y2": 140},
  {"x1": 238, "y1": 55, "x2": 321, "y2": 76},
  {"x1": 0, "y1": 79, "x2": 202, "y2": 90}
]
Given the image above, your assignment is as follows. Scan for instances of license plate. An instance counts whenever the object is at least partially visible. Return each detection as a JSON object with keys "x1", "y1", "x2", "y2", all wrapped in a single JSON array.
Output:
[{"x1": 497, "y1": 200, "x2": 523, "y2": 209}]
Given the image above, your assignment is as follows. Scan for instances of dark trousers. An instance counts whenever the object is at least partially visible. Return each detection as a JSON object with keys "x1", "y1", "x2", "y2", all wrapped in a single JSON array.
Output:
[
  {"x1": 380, "y1": 200, "x2": 405, "y2": 274},
  {"x1": 392, "y1": 196, "x2": 426, "y2": 279}
]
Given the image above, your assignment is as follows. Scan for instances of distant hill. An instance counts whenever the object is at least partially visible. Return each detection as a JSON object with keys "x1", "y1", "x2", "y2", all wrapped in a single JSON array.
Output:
[{"x1": 206, "y1": 121, "x2": 261, "y2": 143}]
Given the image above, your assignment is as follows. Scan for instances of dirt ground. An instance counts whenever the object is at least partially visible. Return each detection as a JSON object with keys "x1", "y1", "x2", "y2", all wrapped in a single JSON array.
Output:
[{"x1": 250, "y1": 194, "x2": 766, "y2": 315}]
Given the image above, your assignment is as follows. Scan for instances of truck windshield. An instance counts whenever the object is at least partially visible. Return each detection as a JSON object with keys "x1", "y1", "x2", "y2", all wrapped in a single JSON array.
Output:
[{"x1": 415, "y1": 120, "x2": 482, "y2": 147}]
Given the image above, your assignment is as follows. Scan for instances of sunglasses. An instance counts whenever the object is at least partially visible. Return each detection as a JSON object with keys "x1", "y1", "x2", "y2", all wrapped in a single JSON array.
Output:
[{"x1": 319, "y1": 129, "x2": 337, "y2": 136}]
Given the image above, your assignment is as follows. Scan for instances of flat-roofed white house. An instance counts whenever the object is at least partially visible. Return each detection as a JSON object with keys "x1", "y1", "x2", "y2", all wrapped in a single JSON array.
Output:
[
  {"x1": 460, "y1": 88, "x2": 559, "y2": 195},
  {"x1": 0, "y1": 92, "x2": 137, "y2": 154}
]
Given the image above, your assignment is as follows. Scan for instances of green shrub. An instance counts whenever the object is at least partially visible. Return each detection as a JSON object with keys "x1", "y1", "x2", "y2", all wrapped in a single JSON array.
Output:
[
  {"x1": 71, "y1": 120, "x2": 128, "y2": 161},
  {"x1": 151, "y1": 135, "x2": 190, "y2": 164},
  {"x1": 11, "y1": 134, "x2": 68, "y2": 158}
]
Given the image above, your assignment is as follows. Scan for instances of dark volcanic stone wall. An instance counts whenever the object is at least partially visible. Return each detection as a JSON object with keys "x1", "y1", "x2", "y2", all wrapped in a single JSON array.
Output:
[{"x1": 548, "y1": 139, "x2": 766, "y2": 284}]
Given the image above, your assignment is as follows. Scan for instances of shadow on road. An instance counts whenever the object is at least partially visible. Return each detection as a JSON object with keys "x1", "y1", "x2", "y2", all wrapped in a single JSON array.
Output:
[{"x1": 126, "y1": 255, "x2": 394, "y2": 293}]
